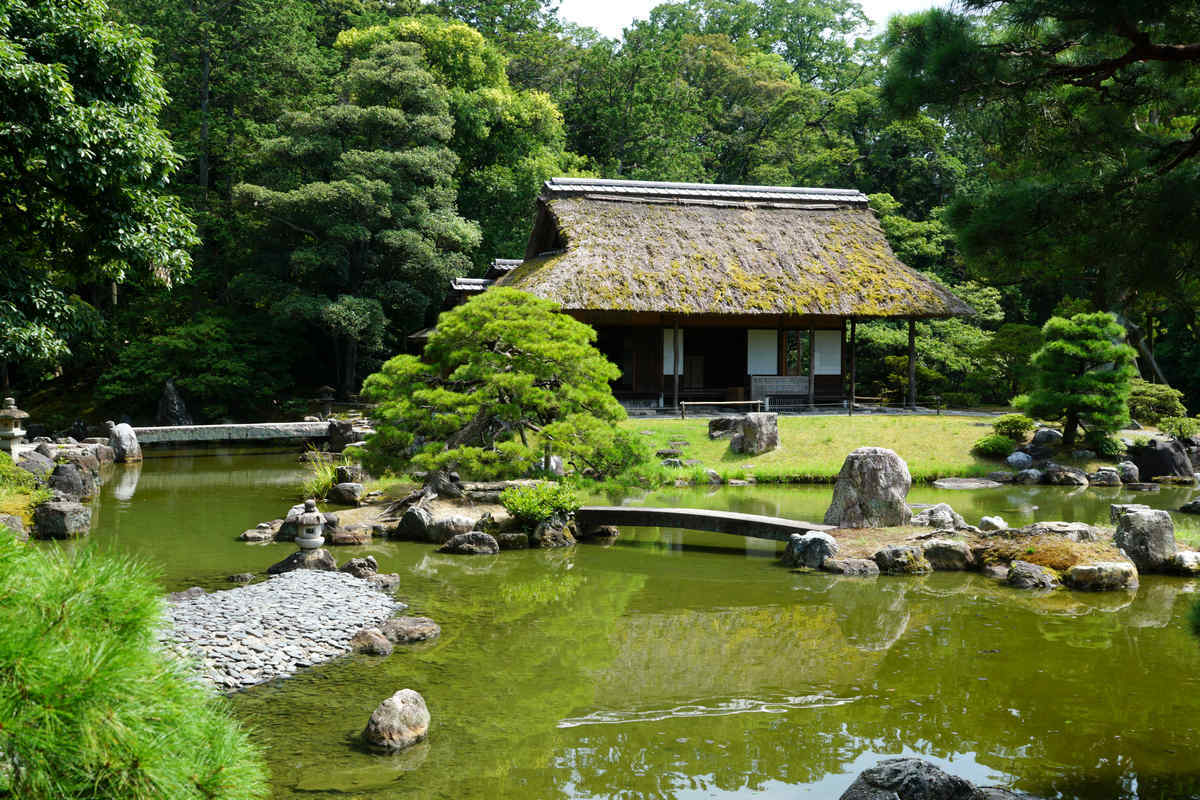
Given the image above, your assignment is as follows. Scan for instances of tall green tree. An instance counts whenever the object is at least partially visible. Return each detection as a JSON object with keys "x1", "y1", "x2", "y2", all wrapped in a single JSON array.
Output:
[
  {"x1": 338, "y1": 16, "x2": 587, "y2": 267},
  {"x1": 234, "y1": 37, "x2": 480, "y2": 395},
  {"x1": 1015, "y1": 312, "x2": 1137, "y2": 447},
  {"x1": 882, "y1": 2, "x2": 1200, "y2": 381},
  {"x1": 0, "y1": 0, "x2": 197, "y2": 391}
]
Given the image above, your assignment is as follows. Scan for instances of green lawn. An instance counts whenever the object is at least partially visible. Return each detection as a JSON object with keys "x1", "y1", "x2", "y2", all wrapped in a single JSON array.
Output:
[{"x1": 618, "y1": 414, "x2": 1002, "y2": 483}]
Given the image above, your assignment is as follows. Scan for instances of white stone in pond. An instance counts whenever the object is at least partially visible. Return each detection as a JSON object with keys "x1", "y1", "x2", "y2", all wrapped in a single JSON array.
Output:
[
  {"x1": 979, "y1": 515, "x2": 1006, "y2": 532},
  {"x1": 363, "y1": 689, "x2": 430, "y2": 752}
]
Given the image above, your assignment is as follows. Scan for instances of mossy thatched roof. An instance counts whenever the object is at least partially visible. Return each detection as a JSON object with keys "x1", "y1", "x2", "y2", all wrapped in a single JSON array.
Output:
[{"x1": 497, "y1": 178, "x2": 973, "y2": 319}]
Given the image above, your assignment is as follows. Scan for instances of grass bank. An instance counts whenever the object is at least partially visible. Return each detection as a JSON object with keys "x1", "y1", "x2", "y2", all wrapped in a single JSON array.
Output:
[
  {"x1": 617, "y1": 414, "x2": 1000, "y2": 485},
  {"x1": 0, "y1": 451, "x2": 47, "y2": 525}
]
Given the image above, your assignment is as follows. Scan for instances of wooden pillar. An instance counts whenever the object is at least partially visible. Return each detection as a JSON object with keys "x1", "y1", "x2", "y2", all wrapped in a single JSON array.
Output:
[
  {"x1": 807, "y1": 326, "x2": 816, "y2": 409},
  {"x1": 672, "y1": 318, "x2": 680, "y2": 411},
  {"x1": 907, "y1": 318, "x2": 917, "y2": 408},
  {"x1": 849, "y1": 317, "x2": 856, "y2": 416}
]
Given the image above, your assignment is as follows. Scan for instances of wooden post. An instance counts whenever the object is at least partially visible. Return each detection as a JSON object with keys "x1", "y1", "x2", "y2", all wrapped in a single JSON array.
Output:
[
  {"x1": 807, "y1": 327, "x2": 816, "y2": 409},
  {"x1": 849, "y1": 318, "x2": 856, "y2": 417},
  {"x1": 907, "y1": 318, "x2": 917, "y2": 408},
  {"x1": 672, "y1": 318, "x2": 680, "y2": 412}
]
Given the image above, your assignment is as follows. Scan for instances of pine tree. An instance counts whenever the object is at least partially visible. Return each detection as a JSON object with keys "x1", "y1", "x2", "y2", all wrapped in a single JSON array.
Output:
[{"x1": 1014, "y1": 312, "x2": 1137, "y2": 447}]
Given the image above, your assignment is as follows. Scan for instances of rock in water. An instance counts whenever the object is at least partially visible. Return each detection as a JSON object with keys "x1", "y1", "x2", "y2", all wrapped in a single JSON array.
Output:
[
  {"x1": 922, "y1": 539, "x2": 973, "y2": 571},
  {"x1": 1110, "y1": 503, "x2": 1151, "y2": 524},
  {"x1": 824, "y1": 447, "x2": 912, "y2": 528},
  {"x1": 350, "y1": 627, "x2": 393, "y2": 655},
  {"x1": 363, "y1": 689, "x2": 430, "y2": 752},
  {"x1": 327, "y1": 419, "x2": 356, "y2": 452},
  {"x1": 1006, "y1": 560, "x2": 1059, "y2": 590},
  {"x1": 1042, "y1": 463, "x2": 1089, "y2": 486},
  {"x1": 1117, "y1": 461, "x2": 1140, "y2": 483},
  {"x1": 436, "y1": 531, "x2": 500, "y2": 555},
  {"x1": 911, "y1": 503, "x2": 966, "y2": 530},
  {"x1": 32, "y1": 501, "x2": 91, "y2": 539},
  {"x1": 872, "y1": 545, "x2": 931, "y2": 574},
  {"x1": 1114, "y1": 509, "x2": 1177, "y2": 572},
  {"x1": 156, "y1": 379, "x2": 193, "y2": 426},
  {"x1": 838, "y1": 757, "x2": 978, "y2": 800},
  {"x1": 822, "y1": 558, "x2": 880, "y2": 577},
  {"x1": 340, "y1": 556, "x2": 379, "y2": 579},
  {"x1": 380, "y1": 616, "x2": 441, "y2": 643},
  {"x1": 106, "y1": 420, "x2": 142, "y2": 463},
  {"x1": 47, "y1": 463, "x2": 90, "y2": 501},
  {"x1": 267, "y1": 548, "x2": 337, "y2": 575},
  {"x1": 532, "y1": 512, "x2": 577, "y2": 548},
  {"x1": 729, "y1": 412, "x2": 779, "y2": 455},
  {"x1": 1064, "y1": 562, "x2": 1139, "y2": 591},
  {"x1": 781, "y1": 531, "x2": 838, "y2": 568},
  {"x1": 394, "y1": 503, "x2": 434, "y2": 541},
  {"x1": 1126, "y1": 438, "x2": 1194, "y2": 481}
]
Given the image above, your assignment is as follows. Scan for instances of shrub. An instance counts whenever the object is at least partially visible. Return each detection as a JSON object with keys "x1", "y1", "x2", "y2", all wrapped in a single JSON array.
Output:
[
  {"x1": 1083, "y1": 429, "x2": 1125, "y2": 458},
  {"x1": 1159, "y1": 417, "x2": 1200, "y2": 440},
  {"x1": 500, "y1": 482, "x2": 580, "y2": 526},
  {"x1": 0, "y1": 530, "x2": 268, "y2": 799},
  {"x1": 299, "y1": 450, "x2": 342, "y2": 500},
  {"x1": 972, "y1": 433, "x2": 1016, "y2": 458},
  {"x1": 993, "y1": 414, "x2": 1035, "y2": 441},
  {"x1": 1127, "y1": 378, "x2": 1187, "y2": 425}
]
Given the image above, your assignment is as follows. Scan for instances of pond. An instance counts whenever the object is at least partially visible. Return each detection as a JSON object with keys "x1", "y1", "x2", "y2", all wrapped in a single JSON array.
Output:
[{"x1": 63, "y1": 451, "x2": 1200, "y2": 799}]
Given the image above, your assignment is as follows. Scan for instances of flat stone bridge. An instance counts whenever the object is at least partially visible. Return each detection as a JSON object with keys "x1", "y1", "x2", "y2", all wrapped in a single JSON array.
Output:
[
  {"x1": 576, "y1": 506, "x2": 832, "y2": 543},
  {"x1": 133, "y1": 421, "x2": 329, "y2": 446}
]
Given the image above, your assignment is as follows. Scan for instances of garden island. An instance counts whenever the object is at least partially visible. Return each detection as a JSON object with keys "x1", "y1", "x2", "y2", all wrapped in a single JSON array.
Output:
[{"x1": 2, "y1": 1, "x2": 1200, "y2": 799}]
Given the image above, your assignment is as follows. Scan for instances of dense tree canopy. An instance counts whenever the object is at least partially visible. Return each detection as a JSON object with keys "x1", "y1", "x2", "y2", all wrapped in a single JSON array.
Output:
[{"x1": 0, "y1": 0, "x2": 196, "y2": 389}]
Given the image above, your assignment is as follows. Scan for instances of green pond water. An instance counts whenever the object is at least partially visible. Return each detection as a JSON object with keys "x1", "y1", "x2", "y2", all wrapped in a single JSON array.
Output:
[{"x1": 65, "y1": 451, "x2": 1200, "y2": 798}]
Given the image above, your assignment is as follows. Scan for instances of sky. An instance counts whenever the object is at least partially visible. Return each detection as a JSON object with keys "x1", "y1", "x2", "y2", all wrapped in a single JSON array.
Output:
[{"x1": 556, "y1": 0, "x2": 940, "y2": 39}]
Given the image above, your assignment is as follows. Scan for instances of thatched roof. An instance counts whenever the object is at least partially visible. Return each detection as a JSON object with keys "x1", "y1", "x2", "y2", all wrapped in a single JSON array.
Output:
[{"x1": 497, "y1": 178, "x2": 974, "y2": 319}]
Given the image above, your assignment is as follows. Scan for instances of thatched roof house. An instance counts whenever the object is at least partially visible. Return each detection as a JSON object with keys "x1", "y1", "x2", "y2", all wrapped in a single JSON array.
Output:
[
  {"x1": 460, "y1": 178, "x2": 972, "y2": 410},
  {"x1": 501, "y1": 178, "x2": 972, "y2": 320}
]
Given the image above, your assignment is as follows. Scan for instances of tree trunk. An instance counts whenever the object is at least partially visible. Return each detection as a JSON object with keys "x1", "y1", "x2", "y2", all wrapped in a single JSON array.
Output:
[
  {"x1": 907, "y1": 319, "x2": 917, "y2": 408},
  {"x1": 1063, "y1": 409, "x2": 1080, "y2": 448},
  {"x1": 0, "y1": 361, "x2": 9, "y2": 392},
  {"x1": 1121, "y1": 315, "x2": 1171, "y2": 385},
  {"x1": 342, "y1": 337, "x2": 358, "y2": 398}
]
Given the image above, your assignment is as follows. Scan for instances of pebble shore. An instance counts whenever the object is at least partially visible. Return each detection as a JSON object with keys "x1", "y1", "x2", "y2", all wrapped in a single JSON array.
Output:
[{"x1": 161, "y1": 570, "x2": 404, "y2": 691}]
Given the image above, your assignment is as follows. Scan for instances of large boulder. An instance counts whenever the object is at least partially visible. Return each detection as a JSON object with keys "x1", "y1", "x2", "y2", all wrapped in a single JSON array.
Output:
[
  {"x1": 426, "y1": 514, "x2": 476, "y2": 545},
  {"x1": 327, "y1": 419, "x2": 356, "y2": 452},
  {"x1": 824, "y1": 448, "x2": 912, "y2": 528},
  {"x1": 781, "y1": 531, "x2": 838, "y2": 569},
  {"x1": 394, "y1": 503, "x2": 434, "y2": 541},
  {"x1": 362, "y1": 689, "x2": 430, "y2": 752},
  {"x1": 1088, "y1": 467, "x2": 1122, "y2": 487},
  {"x1": 156, "y1": 379, "x2": 193, "y2": 426},
  {"x1": 872, "y1": 545, "x2": 931, "y2": 575},
  {"x1": 350, "y1": 627, "x2": 394, "y2": 656},
  {"x1": 729, "y1": 412, "x2": 779, "y2": 455},
  {"x1": 1117, "y1": 461, "x2": 1140, "y2": 483},
  {"x1": 1126, "y1": 438, "x2": 1194, "y2": 481},
  {"x1": 531, "y1": 512, "x2": 577, "y2": 548},
  {"x1": 32, "y1": 501, "x2": 92, "y2": 539},
  {"x1": 339, "y1": 556, "x2": 378, "y2": 579},
  {"x1": 838, "y1": 758, "x2": 978, "y2": 800},
  {"x1": 1006, "y1": 560, "x2": 1059, "y2": 590},
  {"x1": 1110, "y1": 503, "x2": 1151, "y2": 524},
  {"x1": 1064, "y1": 562, "x2": 1139, "y2": 591},
  {"x1": 106, "y1": 421, "x2": 142, "y2": 463},
  {"x1": 1114, "y1": 509, "x2": 1177, "y2": 572},
  {"x1": 436, "y1": 531, "x2": 500, "y2": 555},
  {"x1": 911, "y1": 503, "x2": 966, "y2": 530},
  {"x1": 707, "y1": 416, "x2": 742, "y2": 440}
]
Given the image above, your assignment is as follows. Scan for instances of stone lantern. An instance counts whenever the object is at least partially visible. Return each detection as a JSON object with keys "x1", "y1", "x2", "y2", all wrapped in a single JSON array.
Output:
[
  {"x1": 295, "y1": 499, "x2": 326, "y2": 550},
  {"x1": 317, "y1": 386, "x2": 336, "y2": 420},
  {"x1": 0, "y1": 398, "x2": 29, "y2": 456}
]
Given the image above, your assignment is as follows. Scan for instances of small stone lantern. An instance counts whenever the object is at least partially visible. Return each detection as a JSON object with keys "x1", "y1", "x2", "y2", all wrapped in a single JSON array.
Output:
[
  {"x1": 295, "y1": 499, "x2": 326, "y2": 550},
  {"x1": 317, "y1": 386, "x2": 336, "y2": 420},
  {"x1": 0, "y1": 398, "x2": 29, "y2": 456}
]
